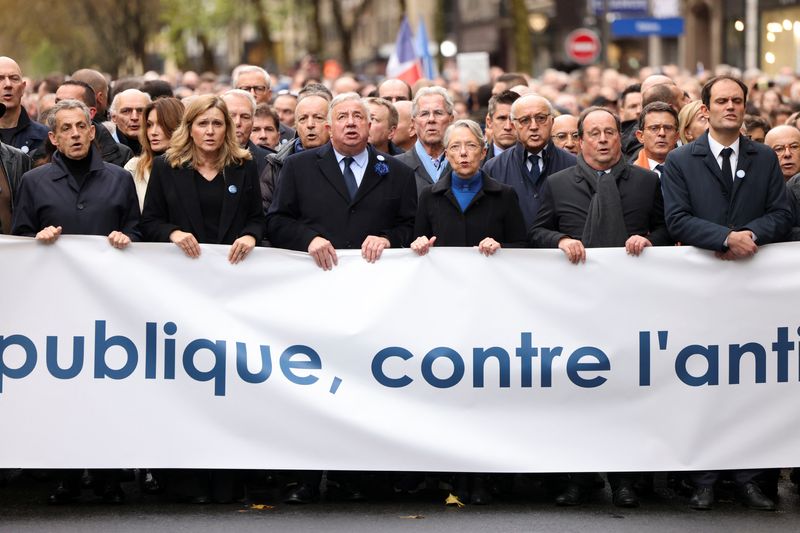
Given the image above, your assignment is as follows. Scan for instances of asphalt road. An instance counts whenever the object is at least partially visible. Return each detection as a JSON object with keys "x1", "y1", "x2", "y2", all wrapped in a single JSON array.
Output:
[{"x1": 2, "y1": 470, "x2": 800, "y2": 532}]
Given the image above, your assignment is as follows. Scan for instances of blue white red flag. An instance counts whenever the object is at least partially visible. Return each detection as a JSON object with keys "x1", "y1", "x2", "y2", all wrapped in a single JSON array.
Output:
[
  {"x1": 386, "y1": 17, "x2": 422, "y2": 85},
  {"x1": 416, "y1": 16, "x2": 438, "y2": 80}
]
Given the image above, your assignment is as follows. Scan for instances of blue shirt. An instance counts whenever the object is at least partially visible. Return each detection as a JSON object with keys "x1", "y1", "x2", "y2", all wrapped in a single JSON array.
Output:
[
  {"x1": 451, "y1": 171, "x2": 482, "y2": 212},
  {"x1": 414, "y1": 140, "x2": 446, "y2": 183}
]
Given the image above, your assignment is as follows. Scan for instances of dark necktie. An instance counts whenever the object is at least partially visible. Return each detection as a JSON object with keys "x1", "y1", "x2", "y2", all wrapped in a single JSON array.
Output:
[
  {"x1": 720, "y1": 147, "x2": 733, "y2": 184},
  {"x1": 528, "y1": 154, "x2": 541, "y2": 183},
  {"x1": 343, "y1": 156, "x2": 358, "y2": 200},
  {"x1": 654, "y1": 164, "x2": 664, "y2": 176},
  {"x1": 432, "y1": 157, "x2": 441, "y2": 171}
]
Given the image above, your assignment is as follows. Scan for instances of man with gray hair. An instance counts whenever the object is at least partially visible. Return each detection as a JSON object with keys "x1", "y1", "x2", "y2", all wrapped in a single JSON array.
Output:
[
  {"x1": 221, "y1": 89, "x2": 270, "y2": 176},
  {"x1": 266, "y1": 92, "x2": 416, "y2": 502},
  {"x1": 12, "y1": 99, "x2": 139, "y2": 246},
  {"x1": 233, "y1": 64, "x2": 296, "y2": 143},
  {"x1": 483, "y1": 93, "x2": 576, "y2": 228},
  {"x1": 110, "y1": 88, "x2": 151, "y2": 156},
  {"x1": 12, "y1": 99, "x2": 139, "y2": 504},
  {"x1": 267, "y1": 91, "x2": 416, "y2": 268},
  {"x1": 393, "y1": 86, "x2": 454, "y2": 195}
]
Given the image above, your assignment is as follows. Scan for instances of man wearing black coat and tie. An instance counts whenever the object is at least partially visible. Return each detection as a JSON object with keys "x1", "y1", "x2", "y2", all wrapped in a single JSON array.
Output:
[
  {"x1": 661, "y1": 76, "x2": 791, "y2": 512},
  {"x1": 267, "y1": 92, "x2": 417, "y2": 270},
  {"x1": 483, "y1": 94, "x2": 576, "y2": 229},
  {"x1": 266, "y1": 92, "x2": 416, "y2": 502}
]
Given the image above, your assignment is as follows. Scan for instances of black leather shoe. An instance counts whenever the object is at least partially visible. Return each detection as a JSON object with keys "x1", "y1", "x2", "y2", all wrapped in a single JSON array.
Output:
[
  {"x1": 47, "y1": 482, "x2": 80, "y2": 505},
  {"x1": 612, "y1": 484, "x2": 639, "y2": 508},
  {"x1": 101, "y1": 483, "x2": 125, "y2": 504},
  {"x1": 555, "y1": 483, "x2": 587, "y2": 506},
  {"x1": 738, "y1": 482, "x2": 776, "y2": 511},
  {"x1": 470, "y1": 476, "x2": 492, "y2": 505},
  {"x1": 340, "y1": 484, "x2": 366, "y2": 502},
  {"x1": 283, "y1": 483, "x2": 315, "y2": 504},
  {"x1": 689, "y1": 486, "x2": 714, "y2": 510}
]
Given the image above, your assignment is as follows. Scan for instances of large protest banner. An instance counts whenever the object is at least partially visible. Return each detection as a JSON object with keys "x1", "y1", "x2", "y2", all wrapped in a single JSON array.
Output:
[{"x1": 0, "y1": 235, "x2": 798, "y2": 472}]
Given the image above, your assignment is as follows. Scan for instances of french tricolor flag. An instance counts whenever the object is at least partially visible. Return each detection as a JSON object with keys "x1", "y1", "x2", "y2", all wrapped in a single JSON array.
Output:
[{"x1": 386, "y1": 17, "x2": 423, "y2": 85}]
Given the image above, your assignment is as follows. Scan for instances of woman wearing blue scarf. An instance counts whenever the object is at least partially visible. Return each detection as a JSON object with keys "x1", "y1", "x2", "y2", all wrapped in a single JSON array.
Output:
[
  {"x1": 412, "y1": 119, "x2": 527, "y2": 257},
  {"x1": 410, "y1": 119, "x2": 526, "y2": 505}
]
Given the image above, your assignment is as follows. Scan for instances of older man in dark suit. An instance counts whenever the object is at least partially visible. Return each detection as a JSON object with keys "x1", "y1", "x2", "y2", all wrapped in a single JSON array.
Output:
[
  {"x1": 530, "y1": 106, "x2": 670, "y2": 508},
  {"x1": 661, "y1": 76, "x2": 791, "y2": 512},
  {"x1": 267, "y1": 92, "x2": 416, "y2": 270},
  {"x1": 266, "y1": 92, "x2": 416, "y2": 503},
  {"x1": 393, "y1": 86, "x2": 454, "y2": 195},
  {"x1": 484, "y1": 94, "x2": 576, "y2": 229}
]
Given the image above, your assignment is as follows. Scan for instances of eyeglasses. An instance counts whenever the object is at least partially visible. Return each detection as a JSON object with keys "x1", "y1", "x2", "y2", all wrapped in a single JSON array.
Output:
[
  {"x1": 446, "y1": 142, "x2": 483, "y2": 153},
  {"x1": 553, "y1": 132, "x2": 579, "y2": 142},
  {"x1": 644, "y1": 124, "x2": 678, "y2": 134},
  {"x1": 237, "y1": 85, "x2": 268, "y2": 94},
  {"x1": 773, "y1": 143, "x2": 800, "y2": 155},
  {"x1": 513, "y1": 114, "x2": 551, "y2": 127}
]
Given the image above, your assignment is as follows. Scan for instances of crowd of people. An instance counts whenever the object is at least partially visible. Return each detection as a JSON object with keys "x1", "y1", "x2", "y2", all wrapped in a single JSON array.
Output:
[{"x1": 2, "y1": 53, "x2": 800, "y2": 510}]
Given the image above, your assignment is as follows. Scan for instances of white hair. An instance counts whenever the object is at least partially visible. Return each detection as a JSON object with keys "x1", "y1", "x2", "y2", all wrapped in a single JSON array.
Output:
[
  {"x1": 231, "y1": 65, "x2": 270, "y2": 88},
  {"x1": 222, "y1": 89, "x2": 257, "y2": 114},
  {"x1": 109, "y1": 89, "x2": 151, "y2": 115},
  {"x1": 327, "y1": 92, "x2": 369, "y2": 123}
]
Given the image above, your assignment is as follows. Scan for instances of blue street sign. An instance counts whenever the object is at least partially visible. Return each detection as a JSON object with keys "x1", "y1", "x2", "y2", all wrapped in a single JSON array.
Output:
[
  {"x1": 592, "y1": 0, "x2": 649, "y2": 16},
  {"x1": 611, "y1": 17, "x2": 685, "y2": 37}
]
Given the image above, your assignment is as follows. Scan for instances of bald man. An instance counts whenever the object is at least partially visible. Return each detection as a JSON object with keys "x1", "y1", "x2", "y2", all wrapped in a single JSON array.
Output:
[
  {"x1": 483, "y1": 93, "x2": 576, "y2": 227},
  {"x1": 0, "y1": 56, "x2": 48, "y2": 154},
  {"x1": 765, "y1": 125, "x2": 800, "y2": 182},
  {"x1": 392, "y1": 100, "x2": 416, "y2": 151},
  {"x1": 378, "y1": 78, "x2": 413, "y2": 102},
  {"x1": 767, "y1": 125, "x2": 800, "y2": 240},
  {"x1": 72, "y1": 68, "x2": 110, "y2": 121}
]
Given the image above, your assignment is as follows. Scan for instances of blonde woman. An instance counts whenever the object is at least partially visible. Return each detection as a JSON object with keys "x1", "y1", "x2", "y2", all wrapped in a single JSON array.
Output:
[
  {"x1": 677, "y1": 100, "x2": 709, "y2": 144},
  {"x1": 141, "y1": 94, "x2": 264, "y2": 266}
]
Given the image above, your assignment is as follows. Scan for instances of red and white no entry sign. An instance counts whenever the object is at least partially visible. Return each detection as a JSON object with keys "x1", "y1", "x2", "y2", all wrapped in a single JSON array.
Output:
[{"x1": 565, "y1": 28, "x2": 602, "y2": 65}]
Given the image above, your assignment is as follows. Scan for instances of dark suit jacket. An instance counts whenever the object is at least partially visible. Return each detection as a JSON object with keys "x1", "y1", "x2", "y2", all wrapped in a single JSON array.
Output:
[
  {"x1": 279, "y1": 123, "x2": 296, "y2": 144},
  {"x1": 661, "y1": 132, "x2": 792, "y2": 251},
  {"x1": 246, "y1": 140, "x2": 269, "y2": 178},
  {"x1": 266, "y1": 143, "x2": 417, "y2": 251},
  {"x1": 393, "y1": 144, "x2": 451, "y2": 197},
  {"x1": 140, "y1": 156, "x2": 265, "y2": 244},
  {"x1": 483, "y1": 141, "x2": 577, "y2": 229},
  {"x1": 529, "y1": 157, "x2": 671, "y2": 248},
  {"x1": 12, "y1": 148, "x2": 140, "y2": 239},
  {"x1": 415, "y1": 170, "x2": 527, "y2": 248}
]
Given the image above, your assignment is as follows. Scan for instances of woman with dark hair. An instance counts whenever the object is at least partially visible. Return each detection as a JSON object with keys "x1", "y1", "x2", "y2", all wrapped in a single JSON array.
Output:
[
  {"x1": 141, "y1": 94, "x2": 264, "y2": 265},
  {"x1": 124, "y1": 97, "x2": 184, "y2": 211}
]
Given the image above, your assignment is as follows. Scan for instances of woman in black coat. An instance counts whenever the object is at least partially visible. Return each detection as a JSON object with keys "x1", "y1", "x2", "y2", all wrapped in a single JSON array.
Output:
[
  {"x1": 412, "y1": 119, "x2": 526, "y2": 256},
  {"x1": 141, "y1": 94, "x2": 264, "y2": 264},
  {"x1": 410, "y1": 120, "x2": 526, "y2": 505},
  {"x1": 139, "y1": 94, "x2": 264, "y2": 504}
]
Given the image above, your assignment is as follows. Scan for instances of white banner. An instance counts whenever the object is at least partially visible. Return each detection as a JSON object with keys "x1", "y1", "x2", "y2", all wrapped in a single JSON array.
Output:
[{"x1": 1, "y1": 235, "x2": 799, "y2": 472}]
